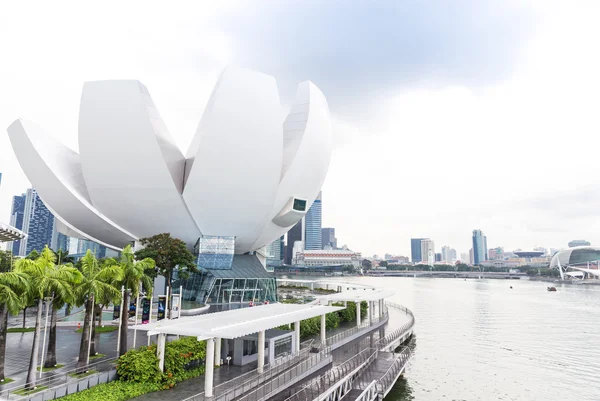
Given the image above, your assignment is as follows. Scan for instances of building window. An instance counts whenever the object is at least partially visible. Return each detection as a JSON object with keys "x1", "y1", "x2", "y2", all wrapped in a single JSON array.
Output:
[{"x1": 274, "y1": 336, "x2": 292, "y2": 358}]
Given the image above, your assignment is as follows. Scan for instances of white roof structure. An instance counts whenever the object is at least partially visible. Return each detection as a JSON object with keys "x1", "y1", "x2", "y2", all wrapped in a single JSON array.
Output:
[
  {"x1": 0, "y1": 222, "x2": 26, "y2": 243},
  {"x1": 7, "y1": 67, "x2": 332, "y2": 253},
  {"x1": 317, "y1": 288, "x2": 395, "y2": 303},
  {"x1": 132, "y1": 303, "x2": 344, "y2": 339}
]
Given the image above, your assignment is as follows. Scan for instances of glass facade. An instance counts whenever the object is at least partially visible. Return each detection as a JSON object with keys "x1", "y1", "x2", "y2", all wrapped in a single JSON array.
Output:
[
  {"x1": 411, "y1": 238, "x2": 424, "y2": 263},
  {"x1": 195, "y1": 235, "x2": 235, "y2": 269},
  {"x1": 173, "y1": 254, "x2": 278, "y2": 307},
  {"x1": 569, "y1": 249, "x2": 600, "y2": 265},
  {"x1": 9, "y1": 193, "x2": 26, "y2": 255},
  {"x1": 304, "y1": 192, "x2": 322, "y2": 250},
  {"x1": 20, "y1": 189, "x2": 55, "y2": 256}
]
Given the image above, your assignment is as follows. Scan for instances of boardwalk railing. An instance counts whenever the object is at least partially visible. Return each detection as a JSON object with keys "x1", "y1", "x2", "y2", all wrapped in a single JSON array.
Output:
[
  {"x1": 376, "y1": 303, "x2": 415, "y2": 351},
  {"x1": 325, "y1": 307, "x2": 388, "y2": 347},
  {"x1": 354, "y1": 380, "x2": 379, "y2": 401},
  {"x1": 222, "y1": 347, "x2": 332, "y2": 401},
  {"x1": 284, "y1": 347, "x2": 379, "y2": 401},
  {"x1": 374, "y1": 347, "x2": 412, "y2": 397}
]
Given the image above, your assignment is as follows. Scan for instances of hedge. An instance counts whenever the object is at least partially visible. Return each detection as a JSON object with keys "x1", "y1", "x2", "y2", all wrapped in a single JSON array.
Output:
[{"x1": 57, "y1": 381, "x2": 161, "y2": 401}]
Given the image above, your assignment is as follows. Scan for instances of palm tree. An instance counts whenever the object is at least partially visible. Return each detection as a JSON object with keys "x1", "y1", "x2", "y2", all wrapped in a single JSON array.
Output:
[
  {"x1": 74, "y1": 250, "x2": 122, "y2": 369},
  {"x1": 0, "y1": 270, "x2": 29, "y2": 382},
  {"x1": 117, "y1": 245, "x2": 154, "y2": 356},
  {"x1": 15, "y1": 246, "x2": 82, "y2": 389}
]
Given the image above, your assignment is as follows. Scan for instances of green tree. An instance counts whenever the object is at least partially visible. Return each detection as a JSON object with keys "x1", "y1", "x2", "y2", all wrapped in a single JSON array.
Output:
[
  {"x1": 74, "y1": 251, "x2": 123, "y2": 369},
  {"x1": 0, "y1": 270, "x2": 29, "y2": 381},
  {"x1": 15, "y1": 246, "x2": 82, "y2": 389},
  {"x1": 118, "y1": 245, "x2": 154, "y2": 356},
  {"x1": 0, "y1": 250, "x2": 16, "y2": 273},
  {"x1": 134, "y1": 233, "x2": 195, "y2": 317}
]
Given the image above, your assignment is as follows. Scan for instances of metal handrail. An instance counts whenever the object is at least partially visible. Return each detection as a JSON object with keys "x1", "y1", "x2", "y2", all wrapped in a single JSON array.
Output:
[
  {"x1": 284, "y1": 347, "x2": 379, "y2": 401},
  {"x1": 354, "y1": 380, "x2": 379, "y2": 401},
  {"x1": 374, "y1": 347, "x2": 412, "y2": 395},
  {"x1": 1, "y1": 356, "x2": 117, "y2": 399},
  {"x1": 222, "y1": 346, "x2": 332, "y2": 401},
  {"x1": 376, "y1": 303, "x2": 415, "y2": 350},
  {"x1": 325, "y1": 307, "x2": 388, "y2": 347}
]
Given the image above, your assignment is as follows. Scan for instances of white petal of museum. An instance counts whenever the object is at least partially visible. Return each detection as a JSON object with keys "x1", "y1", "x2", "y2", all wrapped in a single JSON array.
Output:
[{"x1": 7, "y1": 67, "x2": 332, "y2": 256}]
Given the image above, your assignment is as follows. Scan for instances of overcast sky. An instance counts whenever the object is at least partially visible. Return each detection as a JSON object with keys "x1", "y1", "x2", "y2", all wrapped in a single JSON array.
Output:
[{"x1": 1, "y1": 0, "x2": 599, "y2": 257}]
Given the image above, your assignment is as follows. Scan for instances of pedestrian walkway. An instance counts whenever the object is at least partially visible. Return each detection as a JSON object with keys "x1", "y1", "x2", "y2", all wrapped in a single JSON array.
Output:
[{"x1": 130, "y1": 363, "x2": 257, "y2": 401}]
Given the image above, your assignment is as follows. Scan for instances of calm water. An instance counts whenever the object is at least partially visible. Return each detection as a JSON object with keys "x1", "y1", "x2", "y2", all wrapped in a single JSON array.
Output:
[{"x1": 325, "y1": 277, "x2": 600, "y2": 401}]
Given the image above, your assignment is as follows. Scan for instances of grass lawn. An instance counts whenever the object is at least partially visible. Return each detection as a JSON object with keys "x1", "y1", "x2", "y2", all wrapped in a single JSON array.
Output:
[
  {"x1": 38, "y1": 364, "x2": 64, "y2": 372},
  {"x1": 76, "y1": 326, "x2": 118, "y2": 333},
  {"x1": 89, "y1": 353, "x2": 106, "y2": 360},
  {"x1": 7, "y1": 327, "x2": 35, "y2": 333},
  {"x1": 69, "y1": 369, "x2": 97, "y2": 379},
  {"x1": 14, "y1": 385, "x2": 48, "y2": 395},
  {"x1": 0, "y1": 378, "x2": 14, "y2": 385}
]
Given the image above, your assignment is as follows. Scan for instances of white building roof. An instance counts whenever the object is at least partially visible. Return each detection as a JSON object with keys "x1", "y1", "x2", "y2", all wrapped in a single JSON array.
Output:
[
  {"x1": 0, "y1": 222, "x2": 27, "y2": 242},
  {"x1": 133, "y1": 303, "x2": 344, "y2": 339},
  {"x1": 317, "y1": 288, "x2": 395, "y2": 303}
]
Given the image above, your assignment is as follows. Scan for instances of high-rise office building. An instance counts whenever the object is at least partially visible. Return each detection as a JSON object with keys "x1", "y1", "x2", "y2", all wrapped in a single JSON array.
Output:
[
  {"x1": 20, "y1": 188, "x2": 55, "y2": 256},
  {"x1": 304, "y1": 191, "x2": 322, "y2": 250},
  {"x1": 265, "y1": 235, "x2": 284, "y2": 267},
  {"x1": 411, "y1": 238, "x2": 426, "y2": 263},
  {"x1": 9, "y1": 193, "x2": 27, "y2": 255},
  {"x1": 435, "y1": 252, "x2": 442, "y2": 262},
  {"x1": 568, "y1": 240, "x2": 590, "y2": 248},
  {"x1": 321, "y1": 227, "x2": 337, "y2": 249},
  {"x1": 472, "y1": 229, "x2": 488, "y2": 265},
  {"x1": 285, "y1": 220, "x2": 303, "y2": 265},
  {"x1": 420, "y1": 239, "x2": 435, "y2": 266},
  {"x1": 441, "y1": 246, "x2": 457, "y2": 263}
]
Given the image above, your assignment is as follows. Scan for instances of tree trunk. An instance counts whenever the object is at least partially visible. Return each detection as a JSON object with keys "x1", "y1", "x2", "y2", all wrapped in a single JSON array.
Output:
[
  {"x1": 25, "y1": 298, "x2": 43, "y2": 389},
  {"x1": 43, "y1": 304, "x2": 58, "y2": 368},
  {"x1": 89, "y1": 307, "x2": 97, "y2": 357},
  {"x1": 22, "y1": 306, "x2": 27, "y2": 329},
  {"x1": 77, "y1": 298, "x2": 93, "y2": 369},
  {"x1": 97, "y1": 304, "x2": 103, "y2": 327},
  {"x1": 118, "y1": 291, "x2": 129, "y2": 356},
  {"x1": 65, "y1": 304, "x2": 71, "y2": 316},
  {"x1": 0, "y1": 304, "x2": 8, "y2": 381}
]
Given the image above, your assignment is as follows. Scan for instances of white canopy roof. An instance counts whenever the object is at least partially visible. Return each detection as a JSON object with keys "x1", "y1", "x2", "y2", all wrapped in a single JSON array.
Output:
[
  {"x1": 0, "y1": 222, "x2": 26, "y2": 243},
  {"x1": 133, "y1": 303, "x2": 344, "y2": 339},
  {"x1": 317, "y1": 288, "x2": 395, "y2": 303}
]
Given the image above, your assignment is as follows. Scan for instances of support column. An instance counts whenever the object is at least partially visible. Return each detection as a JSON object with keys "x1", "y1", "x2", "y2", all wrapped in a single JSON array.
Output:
[
  {"x1": 215, "y1": 337, "x2": 222, "y2": 367},
  {"x1": 257, "y1": 330, "x2": 265, "y2": 373},
  {"x1": 320, "y1": 314, "x2": 326, "y2": 345},
  {"x1": 157, "y1": 334, "x2": 166, "y2": 372},
  {"x1": 379, "y1": 299, "x2": 384, "y2": 317},
  {"x1": 356, "y1": 302, "x2": 361, "y2": 327},
  {"x1": 368, "y1": 301, "x2": 372, "y2": 324},
  {"x1": 294, "y1": 321, "x2": 301, "y2": 353},
  {"x1": 205, "y1": 338, "x2": 215, "y2": 397}
]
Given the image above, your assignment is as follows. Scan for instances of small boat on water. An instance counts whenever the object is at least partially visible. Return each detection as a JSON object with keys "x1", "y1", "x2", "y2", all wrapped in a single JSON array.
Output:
[{"x1": 547, "y1": 286, "x2": 557, "y2": 292}]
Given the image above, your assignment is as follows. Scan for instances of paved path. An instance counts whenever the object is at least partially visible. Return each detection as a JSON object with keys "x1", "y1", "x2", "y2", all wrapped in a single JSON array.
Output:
[{"x1": 130, "y1": 363, "x2": 257, "y2": 401}]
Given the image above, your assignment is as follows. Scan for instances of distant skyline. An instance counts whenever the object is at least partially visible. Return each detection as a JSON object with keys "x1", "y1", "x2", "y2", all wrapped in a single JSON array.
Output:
[{"x1": 1, "y1": 1, "x2": 600, "y2": 256}]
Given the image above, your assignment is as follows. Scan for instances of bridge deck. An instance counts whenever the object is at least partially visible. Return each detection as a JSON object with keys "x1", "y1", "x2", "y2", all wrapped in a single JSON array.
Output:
[{"x1": 351, "y1": 351, "x2": 395, "y2": 391}]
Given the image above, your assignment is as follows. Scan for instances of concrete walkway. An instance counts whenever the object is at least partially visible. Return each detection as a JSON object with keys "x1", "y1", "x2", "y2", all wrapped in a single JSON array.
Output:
[{"x1": 131, "y1": 363, "x2": 257, "y2": 401}]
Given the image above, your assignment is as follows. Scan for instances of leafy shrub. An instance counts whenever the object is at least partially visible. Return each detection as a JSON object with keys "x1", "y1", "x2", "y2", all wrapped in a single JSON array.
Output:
[
  {"x1": 58, "y1": 381, "x2": 161, "y2": 401},
  {"x1": 116, "y1": 345, "x2": 161, "y2": 384},
  {"x1": 116, "y1": 336, "x2": 206, "y2": 389}
]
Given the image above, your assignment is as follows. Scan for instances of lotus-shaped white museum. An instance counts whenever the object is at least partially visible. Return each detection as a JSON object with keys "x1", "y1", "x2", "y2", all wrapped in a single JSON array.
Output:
[{"x1": 7, "y1": 67, "x2": 332, "y2": 257}]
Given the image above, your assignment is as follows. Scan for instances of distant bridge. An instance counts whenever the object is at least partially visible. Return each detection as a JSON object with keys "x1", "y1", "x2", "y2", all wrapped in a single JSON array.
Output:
[{"x1": 366, "y1": 270, "x2": 526, "y2": 279}]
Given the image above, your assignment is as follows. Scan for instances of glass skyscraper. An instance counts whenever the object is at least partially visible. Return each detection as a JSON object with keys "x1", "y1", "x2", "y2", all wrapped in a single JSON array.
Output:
[
  {"x1": 20, "y1": 188, "x2": 55, "y2": 256},
  {"x1": 472, "y1": 229, "x2": 488, "y2": 265},
  {"x1": 321, "y1": 227, "x2": 337, "y2": 249},
  {"x1": 285, "y1": 221, "x2": 303, "y2": 265},
  {"x1": 304, "y1": 191, "x2": 322, "y2": 250},
  {"x1": 9, "y1": 193, "x2": 26, "y2": 255},
  {"x1": 411, "y1": 238, "x2": 426, "y2": 263}
]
